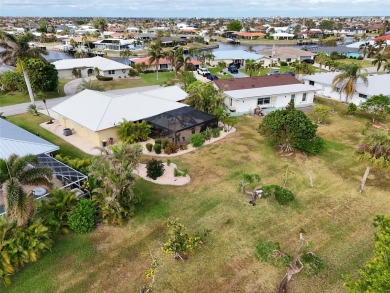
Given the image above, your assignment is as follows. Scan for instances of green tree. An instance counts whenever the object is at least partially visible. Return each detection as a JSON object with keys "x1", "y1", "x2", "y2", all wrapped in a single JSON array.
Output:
[
  {"x1": 37, "y1": 20, "x2": 48, "y2": 33},
  {"x1": 117, "y1": 119, "x2": 151, "y2": 143},
  {"x1": 148, "y1": 43, "x2": 164, "y2": 80},
  {"x1": 177, "y1": 69, "x2": 197, "y2": 91},
  {"x1": 119, "y1": 49, "x2": 132, "y2": 64},
  {"x1": 67, "y1": 199, "x2": 96, "y2": 234},
  {"x1": 344, "y1": 215, "x2": 390, "y2": 292},
  {"x1": 227, "y1": 20, "x2": 242, "y2": 32},
  {"x1": 258, "y1": 106, "x2": 323, "y2": 154},
  {"x1": 245, "y1": 59, "x2": 262, "y2": 77},
  {"x1": 319, "y1": 20, "x2": 335, "y2": 30},
  {"x1": 358, "y1": 42, "x2": 371, "y2": 59},
  {"x1": 315, "y1": 52, "x2": 329, "y2": 73},
  {"x1": 332, "y1": 63, "x2": 368, "y2": 102},
  {"x1": 162, "y1": 219, "x2": 202, "y2": 260},
  {"x1": 372, "y1": 54, "x2": 387, "y2": 71},
  {"x1": 186, "y1": 81, "x2": 224, "y2": 114},
  {"x1": 313, "y1": 104, "x2": 331, "y2": 124},
  {"x1": 0, "y1": 32, "x2": 47, "y2": 104},
  {"x1": 0, "y1": 154, "x2": 52, "y2": 226},
  {"x1": 165, "y1": 47, "x2": 188, "y2": 77},
  {"x1": 360, "y1": 94, "x2": 390, "y2": 122},
  {"x1": 91, "y1": 17, "x2": 108, "y2": 37},
  {"x1": 24, "y1": 58, "x2": 58, "y2": 92}
]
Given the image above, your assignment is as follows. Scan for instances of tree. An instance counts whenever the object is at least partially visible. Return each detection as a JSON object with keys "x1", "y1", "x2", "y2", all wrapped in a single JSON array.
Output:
[
  {"x1": 165, "y1": 47, "x2": 188, "y2": 77},
  {"x1": 358, "y1": 42, "x2": 371, "y2": 59},
  {"x1": 162, "y1": 219, "x2": 203, "y2": 260},
  {"x1": 332, "y1": 63, "x2": 368, "y2": 102},
  {"x1": 360, "y1": 94, "x2": 390, "y2": 122},
  {"x1": 216, "y1": 61, "x2": 227, "y2": 72},
  {"x1": 0, "y1": 154, "x2": 52, "y2": 226},
  {"x1": 186, "y1": 81, "x2": 224, "y2": 114},
  {"x1": 37, "y1": 20, "x2": 48, "y2": 33},
  {"x1": 291, "y1": 61, "x2": 315, "y2": 79},
  {"x1": 90, "y1": 142, "x2": 142, "y2": 225},
  {"x1": 77, "y1": 79, "x2": 104, "y2": 92},
  {"x1": 344, "y1": 215, "x2": 390, "y2": 292},
  {"x1": 148, "y1": 43, "x2": 164, "y2": 80},
  {"x1": 319, "y1": 20, "x2": 335, "y2": 30},
  {"x1": 23, "y1": 58, "x2": 58, "y2": 92},
  {"x1": 383, "y1": 61, "x2": 390, "y2": 73},
  {"x1": 258, "y1": 105, "x2": 323, "y2": 154},
  {"x1": 372, "y1": 54, "x2": 387, "y2": 71},
  {"x1": 227, "y1": 20, "x2": 242, "y2": 32},
  {"x1": 176, "y1": 69, "x2": 196, "y2": 91},
  {"x1": 0, "y1": 32, "x2": 47, "y2": 104},
  {"x1": 313, "y1": 104, "x2": 330, "y2": 124},
  {"x1": 117, "y1": 119, "x2": 151, "y2": 143},
  {"x1": 91, "y1": 17, "x2": 108, "y2": 38},
  {"x1": 314, "y1": 52, "x2": 329, "y2": 73},
  {"x1": 119, "y1": 49, "x2": 132, "y2": 65},
  {"x1": 245, "y1": 59, "x2": 262, "y2": 77}
]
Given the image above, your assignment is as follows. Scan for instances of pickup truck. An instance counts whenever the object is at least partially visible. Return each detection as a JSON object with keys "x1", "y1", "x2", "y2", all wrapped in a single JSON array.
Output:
[{"x1": 197, "y1": 68, "x2": 211, "y2": 76}]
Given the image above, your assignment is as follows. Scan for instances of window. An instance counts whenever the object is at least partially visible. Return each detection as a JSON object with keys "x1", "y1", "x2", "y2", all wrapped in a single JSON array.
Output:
[
  {"x1": 309, "y1": 81, "x2": 315, "y2": 86},
  {"x1": 160, "y1": 64, "x2": 168, "y2": 69},
  {"x1": 291, "y1": 94, "x2": 295, "y2": 101},
  {"x1": 258, "y1": 97, "x2": 270, "y2": 105},
  {"x1": 359, "y1": 93, "x2": 368, "y2": 99},
  {"x1": 286, "y1": 58, "x2": 291, "y2": 62},
  {"x1": 335, "y1": 87, "x2": 340, "y2": 92},
  {"x1": 108, "y1": 70, "x2": 115, "y2": 75},
  {"x1": 302, "y1": 93, "x2": 307, "y2": 102}
]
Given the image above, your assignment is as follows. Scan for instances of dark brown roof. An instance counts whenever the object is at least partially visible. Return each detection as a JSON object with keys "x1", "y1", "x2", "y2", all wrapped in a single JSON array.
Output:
[{"x1": 214, "y1": 75, "x2": 301, "y2": 91}]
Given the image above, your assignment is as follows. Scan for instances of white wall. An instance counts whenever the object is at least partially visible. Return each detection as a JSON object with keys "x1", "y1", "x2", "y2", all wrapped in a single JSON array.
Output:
[{"x1": 101, "y1": 69, "x2": 130, "y2": 79}]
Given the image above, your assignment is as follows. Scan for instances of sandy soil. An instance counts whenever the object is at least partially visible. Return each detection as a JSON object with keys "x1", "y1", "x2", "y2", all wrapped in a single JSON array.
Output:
[{"x1": 132, "y1": 163, "x2": 190, "y2": 186}]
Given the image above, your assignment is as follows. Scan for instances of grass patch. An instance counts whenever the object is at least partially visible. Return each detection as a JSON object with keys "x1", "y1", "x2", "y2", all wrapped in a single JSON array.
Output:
[
  {"x1": 0, "y1": 79, "x2": 67, "y2": 107},
  {"x1": 140, "y1": 71, "x2": 175, "y2": 85},
  {"x1": 208, "y1": 67, "x2": 233, "y2": 79},
  {"x1": 7, "y1": 113, "x2": 89, "y2": 158},
  {"x1": 337, "y1": 59, "x2": 373, "y2": 68},
  {"x1": 240, "y1": 66, "x2": 293, "y2": 76},
  {"x1": 95, "y1": 78, "x2": 148, "y2": 91}
]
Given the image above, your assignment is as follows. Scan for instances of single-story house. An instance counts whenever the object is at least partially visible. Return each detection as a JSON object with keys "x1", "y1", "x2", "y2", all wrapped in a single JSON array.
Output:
[
  {"x1": 271, "y1": 32, "x2": 295, "y2": 40},
  {"x1": 52, "y1": 56, "x2": 131, "y2": 79},
  {"x1": 129, "y1": 56, "x2": 201, "y2": 71},
  {"x1": 210, "y1": 50, "x2": 271, "y2": 67},
  {"x1": 0, "y1": 119, "x2": 87, "y2": 214},
  {"x1": 93, "y1": 39, "x2": 135, "y2": 51},
  {"x1": 258, "y1": 47, "x2": 316, "y2": 63},
  {"x1": 51, "y1": 86, "x2": 217, "y2": 147},
  {"x1": 231, "y1": 32, "x2": 266, "y2": 40},
  {"x1": 214, "y1": 75, "x2": 316, "y2": 115},
  {"x1": 302, "y1": 72, "x2": 390, "y2": 105},
  {"x1": 62, "y1": 36, "x2": 99, "y2": 47}
]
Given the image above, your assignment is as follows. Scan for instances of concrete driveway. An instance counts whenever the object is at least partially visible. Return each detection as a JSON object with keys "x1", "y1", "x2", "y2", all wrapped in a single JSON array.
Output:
[{"x1": 222, "y1": 68, "x2": 248, "y2": 78}]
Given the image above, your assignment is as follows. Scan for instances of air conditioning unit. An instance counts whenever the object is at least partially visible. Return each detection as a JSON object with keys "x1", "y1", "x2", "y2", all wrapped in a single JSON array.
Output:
[{"x1": 63, "y1": 128, "x2": 72, "y2": 136}]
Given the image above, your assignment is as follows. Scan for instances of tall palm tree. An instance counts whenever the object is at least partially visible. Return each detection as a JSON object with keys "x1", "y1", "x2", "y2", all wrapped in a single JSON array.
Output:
[
  {"x1": 91, "y1": 17, "x2": 108, "y2": 38},
  {"x1": 372, "y1": 54, "x2": 387, "y2": 71},
  {"x1": 383, "y1": 61, "x2": 390, "y2": 73},
  {"x1": 332, "y1": 63, "x2": 368, "y2": 102},
  {"x1": 165, "y1": 47, "x2": 188, "y2": 78},
  {"x1": 374, "y1": 39, "x2": 386, "y2": 53},
  {"x1": 119, "y1": 49, "x2": 132, "y2": 65},
  {"x1": 359, "y1": 42, "x2": 371, "y2": 59},
  {"x1": 0, "y1": 32, "x2": 47, "y2": 104},
  {"x1": 0, "y1": 154, "x2": 52, "y2": 226},
  {"x1": 315, "y1": 52, "x2": 329, "y2": 73},
  {"x1": 148, "y1": 43, "x2": 164, "y2": 80},
  {"x1": 245, "y1": 59, "x2": 261, "y2": 77}
]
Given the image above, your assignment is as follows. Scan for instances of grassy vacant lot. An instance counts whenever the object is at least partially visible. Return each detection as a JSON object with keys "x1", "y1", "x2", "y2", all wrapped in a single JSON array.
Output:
[
  {"x1": 7, "y1": 113, "x2": 88, "y2": 159},
  {"x1": 0, "y1": 79, "x2": 68, "y2": 107},
  {"x1": 337, "y1": 59, "x2": 373, "y2": 68},
  {"x1": 3, "y1": 99, "x2": 390, "y2": 293},
  {"x1": 240, "y1": 65, "x2": 293, "y2": 76}
]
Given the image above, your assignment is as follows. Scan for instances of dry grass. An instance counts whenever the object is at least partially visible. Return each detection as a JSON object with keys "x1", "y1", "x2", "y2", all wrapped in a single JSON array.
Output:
[{"x1": 4, "y1": 102, "x2": 390, "y2": 293}]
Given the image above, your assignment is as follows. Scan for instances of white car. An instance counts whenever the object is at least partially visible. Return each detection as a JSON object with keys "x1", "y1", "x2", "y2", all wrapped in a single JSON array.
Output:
[{"x1": 197, "y1": 68, "x2": 210, "y2": 76}]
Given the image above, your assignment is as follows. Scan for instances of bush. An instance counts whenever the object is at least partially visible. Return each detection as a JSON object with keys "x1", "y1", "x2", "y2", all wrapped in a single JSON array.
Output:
[
  {"x1": 68, "y1": 199, "x2": 96, "y2": 234},
  {"x1": 174, "y1": 168, "x2": 182, "y2": 177},
  {"x1": 146, "y1": 143, "x2": 153, "y2": 152},
  {"x1": 211, "y1": 127, "x2": 221, "y2": 138},
  {"x1": 128, "y1": 68, "x2": 139, "y2": 77},
  {"x1": 280, "y1": 61, "x2": 288, "y2": 66},
  {"x1": 255, "y1": 241, "x2": 291, "y2": 267},
  {"x1": 0, "y1": 71, "x2": 26, "y2": 92},
  {"x1": 164, "y1": 142, "x2": 179, "y2": 154},
  {"x1": 189, "y1": 133, "x2": 205, "y2": 148},
  {"x1": 146, "y1": 159, "x2": 165, "y2": 180},
  {"x1": 262, "y1": 185, "x2": 295, "y2": 205},
  {"x1": 96, "y1": 75, "x2": 113, "y2": 81},
  {"x1": 201, "y1": 128, "x2": 213, "y2": 140},
  {"x1": 167, "y1": 159, "x2": 171, "y2": 166},
  {"x1": 153, "y1": 143, "x2": 162, "y2": 154},
  {"x1": 347, "y1": 103, "x2": 357, "y2": 115},
  {"x1": 117, "y1": 119, "x2": 151, "y2": 143},
  {"x1": 161, "y1": 139, "x2": 169, "y2": 149}
]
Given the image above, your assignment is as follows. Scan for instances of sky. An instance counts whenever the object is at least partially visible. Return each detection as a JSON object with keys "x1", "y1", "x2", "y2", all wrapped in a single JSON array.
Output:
[{"x1": 0, "y1": 0, "x2": 388, "y2": 18}]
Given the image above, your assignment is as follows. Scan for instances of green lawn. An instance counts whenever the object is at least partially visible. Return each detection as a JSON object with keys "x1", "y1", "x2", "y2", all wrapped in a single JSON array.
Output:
[
  {"x1": 0, "y1": 79, "x2": 68, "y2": 107},
  {"x1": 140, "y1": 71, "x2": 175, "y2": 85},
  {"x1": 7, "y1": 113, "x2": 89, "y2": 159},
  {"x1": 3, "y1": 100, "x2": 390, "y2": 292},
  {"x1": 240, "y1": 65, "x2": 293, "y2": 76},
  {"x1": 208, "y1": 67, "x2": 233, "y2": 79},
  {"x1": 337, "y1": 59, "x2": 373, "y2": 68}
]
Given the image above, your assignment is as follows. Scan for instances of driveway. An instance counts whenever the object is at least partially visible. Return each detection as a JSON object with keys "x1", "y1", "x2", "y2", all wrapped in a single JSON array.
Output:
[
  {"x1": 193, "y1": 71, "x2": 211, "y2": 82},
  {"x1": 222, "y1": 68, "x2": 248, "y2": 78}
]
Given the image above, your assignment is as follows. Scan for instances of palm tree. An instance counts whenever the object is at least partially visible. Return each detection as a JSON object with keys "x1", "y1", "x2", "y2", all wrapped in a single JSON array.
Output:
[
  {"x1": 198, "y1": 51, "x2": 208, "y2": 65},
  {"x1": 119, "y1": 49, "x2": 132, "y2": 65},
  {"x1": 0, "y1": 32, "x2": 47, "y2": 104},
  {"x1": 35, "y1": 92, "x2": 53, "y2": 123},
  {"x1": 374, "y1": 40, "x2": 386, "y2": 53},
  {"x1": 332, "y1": 63, "x2": 368, "y2": 102},
  {"x1": 148, "y1": 43, "x2": 164, "y2": 80},
  {"x1": 359, "y1": 42, "x2": 371, "y2": 59},
  {"x1": 315, "y1": 52, "x2": 329, "y2": 73},
  {"x1": 292, "y1": 61, "x2": 315, "y2": 79},
  {"x1": 77, "y1": 79, "x2": 104, "y2": 92},
  {"x1": 91, "y1": 17, "x2": 108, "y2": 38},
  {"x1": 372, "y1": 54, "x2": 387, "y2": 71},
  {"x1": 383, "y1": 61, "x2": 390, "y2": 73},
  {"x1": 165, "y1": 47, "x2": 187, "y2": 78},
  {"x1": 0, "y1": 154, "x2": 52, "y2": 226},
  {"x1": 245, "y1": 59, "x2": 260, "y2": 77}
]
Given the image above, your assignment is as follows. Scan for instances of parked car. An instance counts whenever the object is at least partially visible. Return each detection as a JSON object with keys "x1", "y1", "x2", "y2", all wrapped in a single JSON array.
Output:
[
  {"x1": 302, "y1": 59, "x2": 315, "y2": 64},
  {"x1": 229, "y1": 62, "x2": 241, "y2": 69},
  {"x1": 283, "y1": 71, "x2": 296, "y2": 76},
  {"x1": 197, "y1": 68, "x2": 211, "y2": 76},
  {"x1": 266, "y1": 70, "x2": 281, "y2": 76},
  {"x1": 206, "y1": 74, "x2": 219, "y2": 81},
  {"x1": 228, "y1": 65, "x2": 239, "y2": 73}
]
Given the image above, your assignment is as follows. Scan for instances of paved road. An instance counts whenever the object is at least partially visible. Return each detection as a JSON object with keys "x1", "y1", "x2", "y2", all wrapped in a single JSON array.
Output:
[{"x1": 0, "y1": 84, "x2": 162, "y2": 117}]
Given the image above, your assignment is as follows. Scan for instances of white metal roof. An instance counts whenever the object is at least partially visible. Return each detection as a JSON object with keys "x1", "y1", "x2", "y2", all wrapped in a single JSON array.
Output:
[
  {"x1": 52, "y1": 56, "x2": 130, "y2": 71},
  {"x1": 302, "y1": 72, "x2": 390, "y2": 96},
  {"x1": 51, "y1": 86, "x2": 189, "y2": 132},
  {"x1": 212, "y1": 50, "x2": 267, "y2": 60},
  {"x1": 0, "y1": 119, "x2": 59, "y2": 159},
  {"x1": 225, "y1": 83, "x2": 317, "y2": 100}
]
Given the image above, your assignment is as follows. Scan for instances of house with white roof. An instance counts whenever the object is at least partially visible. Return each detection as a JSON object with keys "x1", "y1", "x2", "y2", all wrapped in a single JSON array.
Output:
[
  {"x1": 302, "y1": 72, "x2": 390, "y2": 105},
  {"x1": 214, "y1": 75, "x2": 316, "y2": 115},
  {"x1": 51, "y1": 86, "x2": 217, "y2": 147},
  {"x1": 52, "y1": 56, "x2": 130, "y2": 79},
  {"x1": 210, "y1": 50, "x2": 271, "y2": 68}
]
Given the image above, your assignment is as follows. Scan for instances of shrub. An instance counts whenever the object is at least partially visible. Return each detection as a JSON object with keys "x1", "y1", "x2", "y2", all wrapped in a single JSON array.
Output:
[
  {"x1": 0, "y1": 71, "x2": 26, "y2": 92},
  {"x1": 255, "y1": 241, "x2": 291, "y2": 267},
  {"x1": 347, "y1": 103, "x2": 357, "y2": 115},
  {"x1": 117, "y1": 119, "x2": 151, "y2": 143},
  {"x1": 280, "y1": 61, "x2": 288, "y2": 66},
  {"x1": 262, "y1": 185, "x2": 295, "y2": 205},
  {"x1": 154, "y1": 138, "x2": 162, "y2": 145},
  {"x1": 211, "y1": 127, "x2": 221, "y2": 138},
  {"x1": 128, "y1": 68, "x2": 139, "y2": 77},
  {"x1": 179, "y1": 144, "x2": 188, "y2": 150},
  {"x1": 174, "y1": 168, "x2": 182, "y2": 177},
  {"x1": 190, "y1": 133, "x2": 205, "y2": 148},
  {"x1": 161, "y1": 139, "x2": 169, "y2": 149},
  {"x1": 201, "y1": 128, "x2": 213, "y2": 140},
  {"x1": 164, "y1": 145, "x2": 172, "y2": 155},
  {"x1": 167, "y1": 158, "x2": 171, "y2": 166},
  {"x1": 164, "y1": 142, "x2": 179, "y2": 154},
  {"x1": 153, "y1": 143, "x2": 162, "y2": 154},
  {"x1": 68, "y1": 199, "x2": 96, "y2": 234},
  {"x1": 96, "y1": 75, "x2": 113, "y2": 81},
  {"x1": 146, "y1": 143, "x2": 153, "y2": 152},
  {"x1": 146, "y1": 159, "x2": 164, "y2": 180}
]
